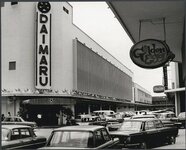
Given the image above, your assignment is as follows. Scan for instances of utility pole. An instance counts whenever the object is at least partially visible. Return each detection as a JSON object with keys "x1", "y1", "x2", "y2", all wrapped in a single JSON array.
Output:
[{"x1": 163, "y1": 65, "x2": 168, "y2": 109}]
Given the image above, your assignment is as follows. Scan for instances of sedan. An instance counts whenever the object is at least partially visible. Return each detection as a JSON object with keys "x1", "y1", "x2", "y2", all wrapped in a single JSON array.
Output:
[
  {"x1": 40, "y1": 125, "x2": 119, "y2": 149},
  {"x1": 2, "y1": 125, "x2": 46, "y2": 149},
  {"x1": 110, "y1": 118, "x2": 178, "y2": 149},
  {"x1": 159, "y1": 112, "x2": 182, "y2": 128},
  {"x1": 178, "y1": 112, "x2": 186, "y2": 128},
  {"x1": 2, "y1": 116, "x2": 37, "y2": 128}
]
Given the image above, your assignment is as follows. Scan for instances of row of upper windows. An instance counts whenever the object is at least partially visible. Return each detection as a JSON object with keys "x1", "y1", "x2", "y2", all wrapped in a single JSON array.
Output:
[{"x1": 10, "y1": 2, "x2": 69, "y2": 14}]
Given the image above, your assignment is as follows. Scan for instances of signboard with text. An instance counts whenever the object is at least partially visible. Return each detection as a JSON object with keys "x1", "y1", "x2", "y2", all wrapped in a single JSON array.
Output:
[
  {"x1": 130, "y1": 39, "x2": 175, "y2": 69},
  {"x1": 36, "y1": 2, "x2": 51, "y2": 89},
  {"x1": 153, "y1": 85, "x2": 165, "y2": 93}
]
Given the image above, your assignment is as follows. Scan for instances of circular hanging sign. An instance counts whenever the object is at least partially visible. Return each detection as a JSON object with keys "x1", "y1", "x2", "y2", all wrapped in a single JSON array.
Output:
[{"x1": 130, "y1": 39, "x2": 174, "y2": 69}]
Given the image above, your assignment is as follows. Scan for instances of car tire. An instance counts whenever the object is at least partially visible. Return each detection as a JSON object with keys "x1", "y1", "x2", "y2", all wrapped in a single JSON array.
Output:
[
  {"x1": 139, "y1": 142, "x2": 147, "y2": 149},
  {"x1": 168, "y1": 136, "x2": 176, "y2": 144}
]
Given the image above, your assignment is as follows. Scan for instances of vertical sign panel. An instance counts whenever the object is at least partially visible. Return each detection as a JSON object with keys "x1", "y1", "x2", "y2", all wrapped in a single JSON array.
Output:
[
  {"x1": 163, "y1": 66, "x2": 168, "y2": 90},
  {"x1": 36, "y1": 2, "x2": 51, "y2": 89}
]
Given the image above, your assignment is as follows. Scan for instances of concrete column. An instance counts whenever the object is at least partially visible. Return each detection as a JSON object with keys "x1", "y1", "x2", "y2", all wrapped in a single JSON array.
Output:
[
  {"x1": 88, "y1": 105, "x2": 91, "y2": 114},
  {"x1": 175, "y1": 93, "x2": 181, "y2": 116},
  {"x1": 70, "y1": 104, "x2": 75, "y2": 116},
  {"x1": 100, "y1": 105, "x2": 102, "y2": 110}
]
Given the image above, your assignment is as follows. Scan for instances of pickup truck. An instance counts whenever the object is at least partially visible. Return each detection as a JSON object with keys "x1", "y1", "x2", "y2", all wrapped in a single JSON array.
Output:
[{"x1": 109, "y1": 118, "x2": 178, "y2": 149}]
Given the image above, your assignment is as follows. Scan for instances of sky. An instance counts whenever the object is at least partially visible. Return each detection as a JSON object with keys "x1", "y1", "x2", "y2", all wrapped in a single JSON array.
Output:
[{"x1": 69, "y1": 2, "x2": 165, "y2": 96}]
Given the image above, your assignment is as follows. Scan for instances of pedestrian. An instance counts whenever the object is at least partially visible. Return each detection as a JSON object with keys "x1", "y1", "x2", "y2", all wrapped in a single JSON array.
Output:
[
  {"x1": 66, "y1": 115, "x2": 71, "y2": 126},
  {"x1": 8, "y1": 112, "x2": 11, "y2": 116},
  {"x1": 1, "y1": 114, "x2": 5, "y2": 121}
]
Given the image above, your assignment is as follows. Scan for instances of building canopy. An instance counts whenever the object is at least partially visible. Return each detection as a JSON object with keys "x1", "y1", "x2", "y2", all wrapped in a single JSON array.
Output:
[{"x1": 107, "y1": 0, "x2": 185, "y2": 62}]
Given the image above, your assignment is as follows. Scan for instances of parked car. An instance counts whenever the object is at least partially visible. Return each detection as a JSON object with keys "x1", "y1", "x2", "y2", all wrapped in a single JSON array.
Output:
[
  {"x1": 75, "y1": 114, "x2": 101, "y2": 122},
  {"x1": 40, "y1": 125, "x2": 119, "y2": 149},
  {"x1": 93, "y1": 110, "x2": 116, "y2": 121},
  {"x1": 2, "y1": 125, "x2": 46, "y2": 150},
  {"x1": 88, "y1": 120, "x2": 108, "y2": 127},
  {"x1": 109, "y1": 118, "x2": 178, "y2": 149},
  {"x1": 106, "y1": 121, "x2": 122, "y2": 131},
  {"x1": 131, "y1": 114, "x2": 157, "y2": 119},
  {"x1": 2, "y1": 116, "x2": 37, "y2": 128},
  {"x1": 134, "y1": 110, "x2": 149, "y2": 115},
  {"x1": 178, "y1": 112, "x2": 186, "y2": 128},
  {"x1": 123, "y1": 111, "x2": 136, "y2": 117},
  {"x1": 159, "y1": 112, "x2": 182, "y2": 128}
]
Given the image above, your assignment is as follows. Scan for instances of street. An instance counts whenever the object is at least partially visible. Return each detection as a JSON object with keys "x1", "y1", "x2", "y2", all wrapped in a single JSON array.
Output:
[{"x1": 35, "y1": 127, "x2": 185, "y2": 149}]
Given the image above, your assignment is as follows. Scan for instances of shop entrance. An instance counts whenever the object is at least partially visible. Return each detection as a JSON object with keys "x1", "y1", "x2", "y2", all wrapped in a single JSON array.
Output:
[{"x1": 25, "y1": 105, "x2": 66, "y2": 127}]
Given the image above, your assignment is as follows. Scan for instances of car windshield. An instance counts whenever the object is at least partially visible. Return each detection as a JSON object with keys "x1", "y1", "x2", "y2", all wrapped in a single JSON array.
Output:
[
  {"x1": 2, "y1": 129, "x2": 10, "y2": 141},
  {"x1": 47, "y1": 131, "x2": 94, "y2": 148},
  {"x1": 119, "y1": 121, "x2": 142, "y2": 132}
]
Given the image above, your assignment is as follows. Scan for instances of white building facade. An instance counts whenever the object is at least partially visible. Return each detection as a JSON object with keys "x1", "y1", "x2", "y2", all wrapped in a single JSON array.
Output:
[
  {"x1": 2, "y1": 2, "x2": 135, "y2": 126},
  {"x1": 133, "y1": 83, "x2": 152, "y2": 110}
]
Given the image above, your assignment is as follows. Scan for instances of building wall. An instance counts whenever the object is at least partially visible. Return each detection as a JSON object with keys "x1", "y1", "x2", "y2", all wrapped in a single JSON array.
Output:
[
  {"x1": 134, "y1": 83, "x2": 152, "y2": 104},
  {"x1": 76, "y1": 41, "x2": 132, "y2": 100},
  {"x1": 2, "y1": 2, "x2": 133, "y2": 97},
  {"x1": 1, "y1": 2, "x2": 74, "y2": 92}
]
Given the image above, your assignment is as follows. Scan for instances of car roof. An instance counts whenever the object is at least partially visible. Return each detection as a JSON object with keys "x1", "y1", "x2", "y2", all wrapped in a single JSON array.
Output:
[
  {"x1": 132, "y1": 114, "x2": 156, "y2": 118},
  {"x1": 4, "y1": 116, "x2": 21, "y2": 118},
  {"x1": 54, "y1": 125, "x2": 104, "y2": 132},
  {"x1": 127, "y1": 118, "x2": 158, "y2": 122},
  {"x1": 160, "y1": 112, "x2": 175, "y2": 115},
  {"x1": 179, "y1": 112, "x2": 185, "y2": 114},
  {"x1": 2, "y1": 124, "x2": 31, "y2": 129},
  {"x1": 93, "y1": 110, "x2": 114, "y2": 112}
]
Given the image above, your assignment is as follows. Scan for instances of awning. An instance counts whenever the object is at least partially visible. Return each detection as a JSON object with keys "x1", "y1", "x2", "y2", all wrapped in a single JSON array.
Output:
[{"x1": 107, "y1": 0, "x2": 184, "y2": 62}]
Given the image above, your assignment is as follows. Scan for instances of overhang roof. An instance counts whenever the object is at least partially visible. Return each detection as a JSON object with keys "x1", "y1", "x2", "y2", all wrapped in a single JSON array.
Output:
[{"x1": 107, "y1": 0, "x2": 185, "y2": 62}]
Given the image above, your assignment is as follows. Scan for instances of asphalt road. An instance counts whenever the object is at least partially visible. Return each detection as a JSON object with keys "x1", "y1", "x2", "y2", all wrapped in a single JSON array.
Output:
[{"x1": 35, "y1": 127, "x2": 185, "y2": 149}]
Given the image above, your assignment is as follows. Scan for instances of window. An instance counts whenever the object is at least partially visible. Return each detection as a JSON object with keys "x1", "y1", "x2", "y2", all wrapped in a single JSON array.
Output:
[
  {"x1": 95, "y1": 130, "x2": 104, "y2": 147},
  {"x1": 48, "y1": 131, "x2": 91, "y2": 148},
  {"x1": 63, "y1": 6, "x2": 69, "y2": 14},
  {"x1": 15, "y1": 118, "x2": 22, "y2": 122},
  {"x1": 20, "y1": 128, "x2": 31, "y2": 138},
  {"x1": 11, "y1": 2, "x2": 18, "y2": 5},
  {"x1": 154, "y1": 120, "x2": 163, "y2": 128},
  {"x1": 11, "y1": 129, "x2": 20, "y2": 140},
  {"x1": 9, "y1": 61, "x2": 16, "y2": 70},
  {"x1": 101, "y1": 129, "x2": 110, "y2": 142},
  {"x1": 145, "y1": 121, "x2": 155, "y2": 130}
]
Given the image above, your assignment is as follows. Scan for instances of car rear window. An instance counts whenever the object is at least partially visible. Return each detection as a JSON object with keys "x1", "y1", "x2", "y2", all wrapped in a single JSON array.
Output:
[
  {"x1": 47, "y1": 131, "x2": 93, "y2": 148},
  {"x1": 119, "y1": 121, "x2": 142, "y2": 132},
  {"x1": 20, "y1": 128, "x2": 31, "y2": 138}
]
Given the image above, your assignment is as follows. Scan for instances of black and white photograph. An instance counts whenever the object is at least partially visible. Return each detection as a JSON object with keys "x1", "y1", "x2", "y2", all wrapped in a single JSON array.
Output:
[{"x1": 1, "y1": 1, "x2": 186, "y2": 149}]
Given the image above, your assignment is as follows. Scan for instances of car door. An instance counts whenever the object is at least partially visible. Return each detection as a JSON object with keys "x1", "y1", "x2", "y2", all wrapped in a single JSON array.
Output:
[
  {"x1": 95, "y1": 128, "x2": 117, "y2": 149},
  {"x1": 154, "y1": 119, "x2": 167, "y2": 144},
  {"x1": 20, "y1": 128, "x2": 46, "y2": 149},
  {"x1": 144, "y1": 120, "x2": 158, "y2": 146},
  {"x1": 4, "y1": 128, "x2": 23, "y2": 150}
]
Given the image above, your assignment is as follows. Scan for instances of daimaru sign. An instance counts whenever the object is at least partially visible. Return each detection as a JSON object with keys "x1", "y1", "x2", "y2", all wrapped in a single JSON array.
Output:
[{"x1": 36, "y1": 2, "x2": 51, "y2": 89}]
